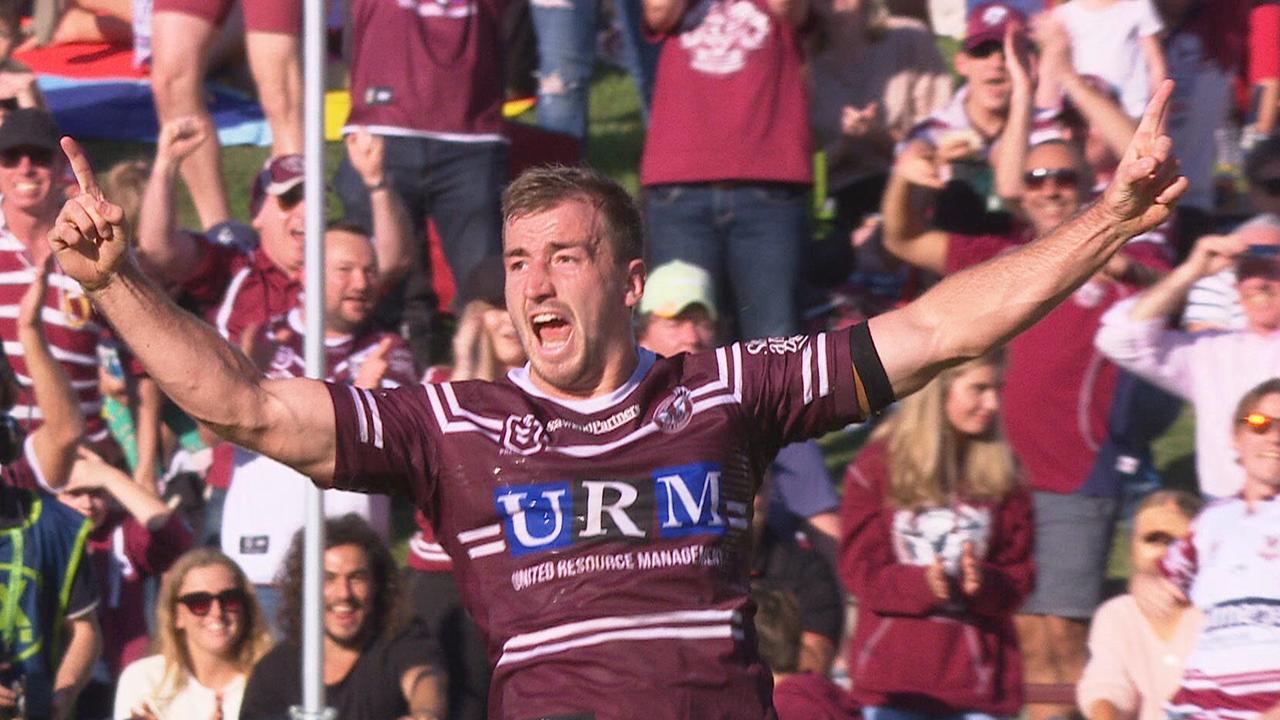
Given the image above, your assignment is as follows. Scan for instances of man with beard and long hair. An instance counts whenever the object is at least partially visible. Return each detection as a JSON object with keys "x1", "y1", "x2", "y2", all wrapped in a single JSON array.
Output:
[{"x1": 239, "y1": 514, "x2": 444, "y2": 720}]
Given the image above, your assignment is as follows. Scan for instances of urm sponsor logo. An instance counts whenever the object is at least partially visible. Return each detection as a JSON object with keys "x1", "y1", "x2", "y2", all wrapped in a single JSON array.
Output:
[{"x1": 493, "y1": 462, "x2": 727, "y2": 556}]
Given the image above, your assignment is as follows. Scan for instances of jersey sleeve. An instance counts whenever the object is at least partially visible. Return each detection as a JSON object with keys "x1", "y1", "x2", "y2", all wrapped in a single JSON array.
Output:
[
  {"x1": 323, "y1": 382, "x2": 440, "y2": 511},
  {"x1": 736, "y1": 323, "x2": 892, "y2": 450},
  {"x1": 64, "y1": 555, "x2": 99, "y2": 619}
]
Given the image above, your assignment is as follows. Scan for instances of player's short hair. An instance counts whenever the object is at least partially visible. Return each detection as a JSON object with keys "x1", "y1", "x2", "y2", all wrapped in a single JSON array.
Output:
[
  {"x1": 502, "y1": 165, "x2": 645, "y2": 265},
  {"x1": 752, "y1": 587, "x2": 802, "y2": 674}
]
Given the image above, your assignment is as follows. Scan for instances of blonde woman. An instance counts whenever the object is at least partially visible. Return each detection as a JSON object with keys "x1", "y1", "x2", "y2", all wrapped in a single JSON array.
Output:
[
  {"x1": 840, "y1": 352, "x2": 1034, "y2": 720},
  {"x1": 113, "y1": 548, "x2": 272, "y2": 719}
]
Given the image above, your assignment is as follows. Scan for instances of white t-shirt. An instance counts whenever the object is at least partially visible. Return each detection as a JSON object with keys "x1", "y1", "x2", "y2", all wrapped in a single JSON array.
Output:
[
  {"x1": 113, "y1": 655, "x2": 246, "y2": 720},
  {"x1": 221, "y1": 447, "x2": 391, "y2": 585},
  {"x1": 1054, "y1": 0, "x2": 1164, "y2": 118},
  {"x1": 1182, "y1": 269, "x2": 1245, "y2": 331}
]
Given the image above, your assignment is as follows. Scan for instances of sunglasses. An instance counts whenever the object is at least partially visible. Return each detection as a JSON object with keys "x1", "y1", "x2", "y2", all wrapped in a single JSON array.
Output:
[
  {"x1": 276, "y1": 184, "x2": 304, "y2": 211},
  {"x1": 0, "y1": 146, "x2": 54, "y2": 169},
  {"x1": 177, "y1": 588, "x2": 247, "y2": 617},
  {"x1": 1024, "y1": 167, "x2": 1080, "y2": 190},
  {"x1": 1241, "y1": 412, "x2": 1280, "y2": 434},
  {"x1": 966, "y1": 40, "x2": 1003, "y2": 59},
  {"x1": 1139, "y1": 531, "x2": 1178, "y2": 546}
]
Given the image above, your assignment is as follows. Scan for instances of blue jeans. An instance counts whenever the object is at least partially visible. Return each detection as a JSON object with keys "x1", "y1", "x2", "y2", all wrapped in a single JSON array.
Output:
[
  {"x1": 530, "y1": 0, "x2": 658, "y2": 142},
  {"x1": 254, "y1": 584, "x2": 284, "y2": 639},
  {"x1": 645, "y1": 183, "x2": 807, "y2": 340},
  {"x1": 334, "y1": 136, "x2": 507, "y2": 365},
  {"x1": 863, "y1": 707, "x2": 1013, "y2": 720}
]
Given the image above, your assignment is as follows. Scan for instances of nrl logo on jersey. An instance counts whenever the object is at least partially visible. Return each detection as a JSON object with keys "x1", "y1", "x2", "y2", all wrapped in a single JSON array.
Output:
[
  {"x1": 653, "y1": 386, "x2": 693, "y2": 434},
  {"x1": 501, "y1": 414, "x2": 546, "y2": 455}
]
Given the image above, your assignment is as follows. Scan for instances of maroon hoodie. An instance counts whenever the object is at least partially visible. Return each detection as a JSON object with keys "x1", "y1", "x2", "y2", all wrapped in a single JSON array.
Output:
[{"x1": 839, "y1": 441, "x2": 1034, "y2": 715}]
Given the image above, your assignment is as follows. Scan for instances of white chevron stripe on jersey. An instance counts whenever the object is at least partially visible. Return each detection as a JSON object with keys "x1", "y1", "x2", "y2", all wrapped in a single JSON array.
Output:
[
  {"x1": 441, "y1": 382, "x2": 504, "y2": 431},
  {"x1": 457, "y1": 523, "x2": 502, "y2": 544},
  {"x1": 816, "y1": 332, "x2": 830, "y2": 398},
  {"x1": 423, "y1": 383, "x2": 501, "y2": 440},
  {"x1": 496, "y1": 608, "x2": 740, "y2": 667}
]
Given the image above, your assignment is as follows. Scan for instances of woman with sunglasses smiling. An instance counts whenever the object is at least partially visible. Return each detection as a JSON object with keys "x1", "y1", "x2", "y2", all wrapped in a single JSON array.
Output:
[
  {"x1": 1145, "y1": 378, "x2": 1280, "y2": 720},
  {"x1": 113, "y1": 548, "x2": 273, "y2": 720},
  {"x1": 840, "y1": 350, "x2": 1034, "y2": 720},
  {"x1": 1076, "y1": 490, "x2": 1203, "y2": 720}
]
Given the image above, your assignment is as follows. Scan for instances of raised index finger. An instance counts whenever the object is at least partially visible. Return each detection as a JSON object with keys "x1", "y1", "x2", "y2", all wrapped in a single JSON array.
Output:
[
  {"x1": 1137, "y1": 79, "x2": 1174, "y2": 139},
  {"x1": 60, "y1": 136, "x2": 101, "y2": 199}
]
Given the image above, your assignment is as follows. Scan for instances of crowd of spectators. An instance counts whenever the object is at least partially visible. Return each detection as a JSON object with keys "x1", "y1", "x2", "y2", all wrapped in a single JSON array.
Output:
[{"x1": 0, "y1": 0, "x2": 1274, "y2": 718}]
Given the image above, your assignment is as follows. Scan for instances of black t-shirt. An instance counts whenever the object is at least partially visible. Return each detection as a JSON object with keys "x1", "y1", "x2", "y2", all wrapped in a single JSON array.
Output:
[
  {"x1": 239, "y1": 620, "x2": 440, "y2": 720},
  {"x1": 750, "y1": 529, "x2": 843, "y2": 644}
]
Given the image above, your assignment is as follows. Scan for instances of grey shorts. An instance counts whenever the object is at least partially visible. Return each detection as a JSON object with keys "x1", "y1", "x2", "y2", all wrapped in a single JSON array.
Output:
[{"x1": 1019, "y1": 491, "x2": 1118, "y2": 619}]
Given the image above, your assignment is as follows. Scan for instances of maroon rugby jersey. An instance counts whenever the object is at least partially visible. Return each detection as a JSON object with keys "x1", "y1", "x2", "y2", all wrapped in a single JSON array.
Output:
[
  {"x1": 0, "y1": 233, "x2": 109, "y2": 442},
  {"x1": 325, "y1": 326, "x2": 887, "y2": 719},
  {"x1": 344, "y1": 0, "x2": 505, "y2": 138},
  {"x1": 257, "y1": 308, "x2": 417, "y2": 387}
]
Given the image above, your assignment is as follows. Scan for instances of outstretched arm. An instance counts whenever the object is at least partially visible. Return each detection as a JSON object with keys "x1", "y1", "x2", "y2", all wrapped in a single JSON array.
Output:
[
  {"x1": 19, "y1": 261, "x2": 84, "y2": 489},
  {"x1": 48, "y1": 138, "x2": 338, "y2": 485},
  {"x1": 869, "y1": 81, "x2": 1187, "y2": 398}
]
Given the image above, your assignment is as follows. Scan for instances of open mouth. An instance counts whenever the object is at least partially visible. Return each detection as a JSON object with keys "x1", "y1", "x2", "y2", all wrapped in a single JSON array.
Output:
[{"x1": 531, "y1": 311, "x2": 573, "y2": 350}]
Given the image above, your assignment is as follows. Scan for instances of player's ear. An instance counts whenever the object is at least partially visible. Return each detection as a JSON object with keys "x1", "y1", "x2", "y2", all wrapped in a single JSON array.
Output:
[{"x1": 623, "y1": 259, "x2": 646, "y2": 310}]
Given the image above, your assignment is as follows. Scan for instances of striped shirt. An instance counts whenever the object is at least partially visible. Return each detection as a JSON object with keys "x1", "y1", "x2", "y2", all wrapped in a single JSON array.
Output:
[
  {"x1": 0, "y1": 228, "x2": 109, "y2": 442},
  {"x1": 1163, "y1": 496, "x2": 1280, "y2": 719}
]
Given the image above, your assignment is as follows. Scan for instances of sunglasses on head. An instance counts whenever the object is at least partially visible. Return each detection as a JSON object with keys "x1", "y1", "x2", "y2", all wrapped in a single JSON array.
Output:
[
  {"x1": 966, "y1": 40, "x2": 1003, "y2": 59},
  {"x1": 0, "y1": 146, "x2": 54, "y2": 169},
  {"x1": 177, "y1": 588, "x2": 247, "y2": 617},
  {"x1": 1241, "y1": 412, "x2": 1280, "y2": 435},
  {"x1": 1024, "y1": 167, "x2": 1080, "y2": 190}
]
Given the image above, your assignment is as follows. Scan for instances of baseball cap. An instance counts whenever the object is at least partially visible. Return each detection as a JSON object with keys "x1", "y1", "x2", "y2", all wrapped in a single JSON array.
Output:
[
  {"x1": 639, "y1": 260, "x2": 717, "y2": 321},
  {"x1": 964, "y1": 2, "x2": 1025, "y2": 52},
  {"x1": 249, "y1": 154, "x2": 305, "y2": 217},
  {"x1": 0, "y1": 109, "x2": 61, "y2": 154}
]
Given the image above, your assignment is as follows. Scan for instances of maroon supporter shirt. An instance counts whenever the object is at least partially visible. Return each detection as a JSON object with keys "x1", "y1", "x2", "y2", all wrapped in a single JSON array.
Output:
[
  {"x1": 0, "y1": 233, "x2": 109, "y2": 442},
  {"x1": 640, "y1": 0, "x2": 812, "y2": 186},
  {"x1": 325, "y1": 328, "x2": 881, "y2": 719},
  {"x1": 181, "y1": 235, "x2": 302, "y2": 345},
  {"x1": 258, "y1": 308, "x2": 417, "y2": 387},
  {"x1": 344, "y1": 0, "x2": 505, "y2": 139},
  {"x1": 945, "y1": 235, "x2": 1155, "y2": 494},
  {"x1": 88, "y1": 511, "x2": 193, "y2": 677}
]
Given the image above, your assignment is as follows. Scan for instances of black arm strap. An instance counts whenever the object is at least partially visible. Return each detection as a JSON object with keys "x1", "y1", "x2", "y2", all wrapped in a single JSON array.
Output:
[{"x1": 849, "y1": 321, "x2": 894, "y2": 415}]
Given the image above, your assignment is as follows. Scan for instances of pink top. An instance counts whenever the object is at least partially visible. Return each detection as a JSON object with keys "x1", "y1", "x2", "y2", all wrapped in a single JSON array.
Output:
[{"x1": 1077, "y1": 594, "x2": 1202, "y2": 720}]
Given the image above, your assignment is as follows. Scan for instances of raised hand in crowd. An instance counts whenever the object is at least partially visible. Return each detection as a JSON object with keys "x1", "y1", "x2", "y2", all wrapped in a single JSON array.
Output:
[
  {"x1": 66, "y1": 446, "x2": 175, "y2": 531},
  {"x1": 353, "y1": 336, "x2": 396, "y2": 390},
  {"x1": 156, "y1": 115, "x2": 212, "y2": 169},
  {"x1": 345, "y1": 128, "x2": 413, "y2": 288},
  {"x1": 925, "y1": 556, "x2": 950, "y2": 602},
  {"x1": 993, "y1": 21, "x2": 1036, "y2": 202},
  {"x1": 1128, "y1": 571, "x2": 1188, "y2": 626},
  {"x1": 19, "y1": 256, "x2": 84, "y2": 489},
  {"x1": 840, "y1": 102, "x2": 880, "y2": 138}
]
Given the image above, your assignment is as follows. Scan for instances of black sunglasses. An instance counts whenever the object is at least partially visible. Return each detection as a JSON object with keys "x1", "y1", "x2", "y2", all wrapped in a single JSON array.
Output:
[
  {"x1": 1024, "y1": 167, "x2": 1080, "y2": 190},
  {"x1": 966, "y1": 40, "x2": 1003, "y2": 59},
  {"x1": 0, "y1": 146, "x2": 54, "y2": 169},
  {"x1": 177, "y1": 588, "x2": 248, "y2": 617},
  {"x1": 276, "y1": 185, "x2": 304, "y2": 211},
  {"x1": 1242, "y1": 412, "x2": 1280, "y2": 435}
]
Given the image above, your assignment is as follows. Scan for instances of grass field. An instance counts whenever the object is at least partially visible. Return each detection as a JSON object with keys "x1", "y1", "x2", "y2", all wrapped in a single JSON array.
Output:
[{"x1": 83, "y1": 66, "x2": 1196, "y2": 570}]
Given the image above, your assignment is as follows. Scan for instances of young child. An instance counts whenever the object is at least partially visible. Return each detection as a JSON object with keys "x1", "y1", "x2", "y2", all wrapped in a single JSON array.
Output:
[
  {"x1": 1076, "y1": 490, "x2": 1203, "y2": 720},
  {"x1": 1051, "y1": 0, "x2": 1166, "y2": 118}
]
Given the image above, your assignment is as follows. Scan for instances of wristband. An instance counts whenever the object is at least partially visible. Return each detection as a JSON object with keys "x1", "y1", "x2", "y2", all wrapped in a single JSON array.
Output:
[{"x1": 366, "y1": 178, "x2": 389, "y2": 192}]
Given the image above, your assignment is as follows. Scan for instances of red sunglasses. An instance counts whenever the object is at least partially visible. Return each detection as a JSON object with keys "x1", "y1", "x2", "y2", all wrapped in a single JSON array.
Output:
[
  {"x1": 1241, "y1": 412, "x2": 1280, "y2": 434},
  {"x1": 177, "y1": 588, "x2": 247, "y2": 617}
]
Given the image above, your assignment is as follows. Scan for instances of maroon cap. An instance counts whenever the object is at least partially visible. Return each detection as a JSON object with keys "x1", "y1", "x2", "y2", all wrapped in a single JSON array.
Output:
[
  {"x1": 249, "y1": 154, "x2": 305, "y2": 217},
  {"x1": 964, "y1": 2, "x2": 1025, "y2": 52}
]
